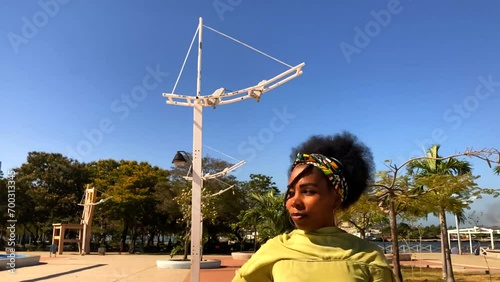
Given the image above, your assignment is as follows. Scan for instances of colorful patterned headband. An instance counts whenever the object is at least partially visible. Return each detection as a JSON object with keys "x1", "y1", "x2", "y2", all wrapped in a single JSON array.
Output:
[{"x1": 292, "y1": 153, "x2": 349, "y2": 203}]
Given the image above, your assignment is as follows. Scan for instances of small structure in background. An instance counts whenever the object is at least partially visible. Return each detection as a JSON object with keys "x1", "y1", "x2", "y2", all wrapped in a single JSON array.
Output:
[
  {"x1": 447, "y1": 226, "x2": 500, "y2": 254},
  {"x1": 51, "y1": 223, "x2": 83, "y2": 255},
  {"x1": 50, "y1": 185, "x2": 112, "y2": 255},
  {"x1": 79, "y1": 186, "x2": 97, "y2": 255}
]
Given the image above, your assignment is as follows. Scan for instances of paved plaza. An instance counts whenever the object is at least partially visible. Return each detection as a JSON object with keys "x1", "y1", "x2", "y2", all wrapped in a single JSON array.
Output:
[{"x1": 1, "y1": 251, "x2": 499, "y2": 281}]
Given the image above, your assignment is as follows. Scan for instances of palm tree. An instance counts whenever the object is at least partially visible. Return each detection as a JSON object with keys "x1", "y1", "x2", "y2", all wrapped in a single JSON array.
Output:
[
  {"x1": 407, "y1": 145, "x2": 472, "y2": 282},
  {"x1": 494, "y1": 165, "x2": 500, "y2": 175},
  {"x1": 237, "y1": 191, "x2": 290, "y2": 250}
]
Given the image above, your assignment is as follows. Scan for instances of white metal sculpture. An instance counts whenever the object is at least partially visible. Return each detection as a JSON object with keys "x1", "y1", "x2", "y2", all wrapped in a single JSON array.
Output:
[{"x1": 162, "y1": 17, "x2": 304, "y2": 282}]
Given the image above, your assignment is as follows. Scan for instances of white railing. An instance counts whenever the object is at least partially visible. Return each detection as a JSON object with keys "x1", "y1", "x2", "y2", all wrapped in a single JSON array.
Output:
[{"x1": 379, "y1": 244, "x2": 441, "y2": 253}]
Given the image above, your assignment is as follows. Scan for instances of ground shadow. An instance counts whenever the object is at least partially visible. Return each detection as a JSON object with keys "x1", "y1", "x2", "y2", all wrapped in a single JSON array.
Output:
[
  {"x1": 20, "y1": 264, "x2": 107, "y2": 281},
  {"x1": 24, "y1": 262, "x2": 48, "y2": 268},
  {"x1": 213, "y1": 266, "x2": 233, "y2": 269},
  {"x1": 0, "y1": 262, "x2": 48, "y2": 271}
]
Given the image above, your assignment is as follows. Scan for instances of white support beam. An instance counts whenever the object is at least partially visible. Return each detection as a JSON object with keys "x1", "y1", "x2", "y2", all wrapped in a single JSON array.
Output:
[
  {"x1": 183, "y1": 160, "x2": 246, "y2": 181},
  {"x1": 163, "y1": 63, "x2": 304, "y2": 108}
]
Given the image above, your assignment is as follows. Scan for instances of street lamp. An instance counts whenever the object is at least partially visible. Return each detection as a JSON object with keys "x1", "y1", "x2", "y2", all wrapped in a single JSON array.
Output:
[
  {"x1": 162, "y1": 17, "x2": 304, "y2": 282},
  {"x1": 172, "y1": 151, "x2": 191, "y2": 166}
]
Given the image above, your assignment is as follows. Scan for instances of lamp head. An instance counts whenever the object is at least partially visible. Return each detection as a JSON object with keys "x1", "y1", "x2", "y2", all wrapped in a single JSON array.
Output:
[{"x1": 172, "y1": 151, "x2": 189, "y2": 166}]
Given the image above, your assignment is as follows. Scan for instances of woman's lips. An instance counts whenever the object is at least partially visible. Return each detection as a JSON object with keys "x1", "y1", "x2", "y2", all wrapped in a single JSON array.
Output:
[{"x1": 290, "y1": 213, "x2": 306, "y2": 220}]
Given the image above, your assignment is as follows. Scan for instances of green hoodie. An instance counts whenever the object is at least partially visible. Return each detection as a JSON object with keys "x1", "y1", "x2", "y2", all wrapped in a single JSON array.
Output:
[{"x1": 232, "y1": 227, "x2": 395, "y2": 282}]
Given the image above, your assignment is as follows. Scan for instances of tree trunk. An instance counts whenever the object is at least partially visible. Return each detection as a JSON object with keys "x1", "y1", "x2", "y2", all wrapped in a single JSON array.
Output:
[
  {"x1": 21, "y1": 229, "x2": 26, "y2": 245},
  {"x1": 253, "y1": 225, "x2": 258, "y2": 251},
  {"x1": 36, "y1": 227, "x2": 40, "y2": 244},
  {"x1": 389, "y1": 201, "x2": 403, "y2": 282},
  {"x1": 439, "y1": 208, "x2": 455, "y2": 281},
  {"x1": 439, "y1": 212, "x2": 447, "y2": 280},
  {"x1": 361, "y1": 214, "x2": 369, "y2": 239},
  {"x1": 121, "y1": 222, "x2": 129, "y2": 252},
  {"x1": 147, "y1": 229, "x2": 155, "y2": 247},
  {"x1": 183, "y1": 227, "x2": 190, "y2": 261},
  {"x1": 25, "y1": 226, "x2": 36, "y2": 245},
  {"x1": 360, "y1": 229, "x2": 366, "y2": 239},
  {"x1": 131, "y1": 228, "x2": 138, "y2": 253}
]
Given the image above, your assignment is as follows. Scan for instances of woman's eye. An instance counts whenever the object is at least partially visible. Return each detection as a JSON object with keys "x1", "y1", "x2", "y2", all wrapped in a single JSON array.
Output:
[
  {"x1": 303, "y1": 189, "x2": 316, "y2": 195},
  {"x1": 286, "y1": 190, "x2": 295, "y2": 198}
]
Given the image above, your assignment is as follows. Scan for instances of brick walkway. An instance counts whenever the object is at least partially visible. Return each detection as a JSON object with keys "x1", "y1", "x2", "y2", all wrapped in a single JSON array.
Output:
[{"x1": 183, "y1": 256, "x2": 244, "y2": 282}]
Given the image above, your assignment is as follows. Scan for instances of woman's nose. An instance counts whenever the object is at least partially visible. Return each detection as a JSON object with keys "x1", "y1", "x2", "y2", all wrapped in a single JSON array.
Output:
[{"x1": 291, "y1": 194, "x2": 304, "y2": 209}]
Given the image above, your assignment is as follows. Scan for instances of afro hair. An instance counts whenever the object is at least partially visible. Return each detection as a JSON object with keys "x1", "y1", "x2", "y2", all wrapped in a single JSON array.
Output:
[{"x1": 289, "y1": 131, "x2": 375, "y2": 210}]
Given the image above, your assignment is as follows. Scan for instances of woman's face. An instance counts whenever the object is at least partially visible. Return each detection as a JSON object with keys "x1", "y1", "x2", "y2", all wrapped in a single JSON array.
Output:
[{"x1": 286, "y1": 165, "x2": 340, "y2": 232}]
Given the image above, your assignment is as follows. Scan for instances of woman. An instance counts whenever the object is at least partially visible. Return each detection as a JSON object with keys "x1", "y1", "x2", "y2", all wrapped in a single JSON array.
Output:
[{"x1": 232, "y1": 132, "x2": 394, "y2": 282}]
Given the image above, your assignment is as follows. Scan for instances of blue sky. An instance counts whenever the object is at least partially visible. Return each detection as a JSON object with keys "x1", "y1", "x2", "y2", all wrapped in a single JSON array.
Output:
[{"x1": 1, "y1": 1, "x2": 499, "y2": 226}]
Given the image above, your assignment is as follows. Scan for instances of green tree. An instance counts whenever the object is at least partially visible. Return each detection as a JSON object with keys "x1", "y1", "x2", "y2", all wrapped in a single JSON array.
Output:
[
  {"x1": 198, "y1": 158, "x2": 243, "y2": 250},
  {"x1": 356, "y1": 146, "x2": 499, "y2": 282},
  {"x1": 233, "y1": 174, "x2": 282, "y2": 250},
  {"x1": 171, "y1": 181, "x2": 229, "y2": 259},
  {"x1": 396, "y1": 222, "x2": 412, "y2": 239},
  {"x1": 373, "y1": 171, "x2": 427, "y2": 282},
  {"x1": 88, "y1": 159, "x2": 168, "y2": 251},
  {"x1": 245, "y1": 174, "x2": 279, "y2": 195},
  {"x1": 407, "y1": 145, "x2": 474, "y2": 282},
  {"x1": 164, "y1": 156, "x2": 243, "y2": 259},
  {"x1": 154, "y1": 180, "x2": 183, "y2": 236},
  {"x1": 207, "y1": 178, "x2": 246, "y2": 249},
  {"x1": 423, "y1": 225, "x2": 441, "y2": 238},
  {"x1": 13, "y1": 152, "x2": 90, "y2": 243},
  {"x1": 337, "y1": 193, "x2": 387, "y2": 239},
  {"x1": 236, "y1": 191, "x2": 289, "y2": 250}
]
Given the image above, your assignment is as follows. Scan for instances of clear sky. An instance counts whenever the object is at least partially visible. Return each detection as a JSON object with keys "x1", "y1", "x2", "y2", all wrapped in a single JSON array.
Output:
[{"x1": 1, "y1": 1, "x2": 499, "y2": 226}]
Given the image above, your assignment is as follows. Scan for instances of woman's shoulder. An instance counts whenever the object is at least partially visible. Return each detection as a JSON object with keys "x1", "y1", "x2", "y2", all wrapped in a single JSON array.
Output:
[
  {"x1": 284, "y1": 227, "x2": 389, "y2": 265},
  {"x1": 233, "y1": 234, "x2": 297, "y2": 280}
]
